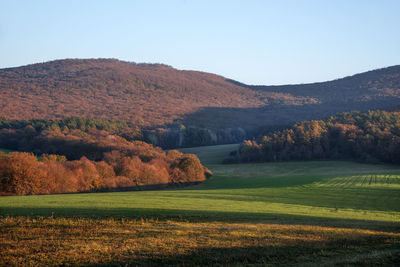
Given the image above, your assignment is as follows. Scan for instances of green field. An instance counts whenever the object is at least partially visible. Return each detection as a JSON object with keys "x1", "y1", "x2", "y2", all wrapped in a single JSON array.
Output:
[
  {"x1": 1, "y1": 144, "x2": 400, "y2": 265},
  {"x1": 2, "y1": 144, "x2": 400, "y2": 224}
]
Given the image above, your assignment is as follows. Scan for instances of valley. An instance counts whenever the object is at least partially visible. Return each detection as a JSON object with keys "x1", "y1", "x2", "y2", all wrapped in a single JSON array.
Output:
[{"x1": 1, "y1": 144, "x2": 399, "y2": 265}]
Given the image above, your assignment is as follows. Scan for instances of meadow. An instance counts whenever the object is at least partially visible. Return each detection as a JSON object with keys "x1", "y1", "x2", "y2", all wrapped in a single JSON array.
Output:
[{"x1": 1, "y1": 144, "x2": 400, "y2": 265}]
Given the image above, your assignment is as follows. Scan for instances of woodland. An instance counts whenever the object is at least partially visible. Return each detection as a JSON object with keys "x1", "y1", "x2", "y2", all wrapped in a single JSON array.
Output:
[
  {"x1": 0, "y1": 117, "x2": 211, "y2": 196},
  {"x1": 235, "y1": 110, "x2": 400, "y2": 164}
]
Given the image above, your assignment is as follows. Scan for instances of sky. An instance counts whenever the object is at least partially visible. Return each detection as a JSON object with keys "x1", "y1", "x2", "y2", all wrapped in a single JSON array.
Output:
[{"x1": 0, "y1": 0, "x2": 399, "y2": 85}]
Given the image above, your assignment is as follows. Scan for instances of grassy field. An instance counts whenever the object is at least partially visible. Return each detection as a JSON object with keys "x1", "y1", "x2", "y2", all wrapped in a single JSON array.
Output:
[{"x1": 1, "y1": 144, "x2": 400, "y2": 265}]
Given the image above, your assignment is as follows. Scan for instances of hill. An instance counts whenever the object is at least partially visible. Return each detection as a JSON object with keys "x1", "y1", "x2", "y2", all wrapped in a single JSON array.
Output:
[
  {"x1": 0, "y1": 58, "x2": 297, "y2": 128},
  {"x1": 1, "y1": 59, "x2": 400, "y2": 133},
  {"x1": 248, "y1": 65, "x2": 400, "y2": 102}
]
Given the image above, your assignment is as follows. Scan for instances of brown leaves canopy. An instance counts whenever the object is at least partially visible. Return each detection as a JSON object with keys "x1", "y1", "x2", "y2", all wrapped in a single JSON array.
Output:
[
  {"x1": 236, "y1": 110, "x2": 400, "y2": 164},
  {"x1": 0, "y1": 148, "x2": 210, "y2": 196},
  {"x1": 2, "y1": 59, "x2": 399, "y2": 131}
]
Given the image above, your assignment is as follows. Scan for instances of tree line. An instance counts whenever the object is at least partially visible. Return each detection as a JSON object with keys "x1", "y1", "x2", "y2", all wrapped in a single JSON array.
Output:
[
  {"x1": 232, "y1": 110, "x2": 400, "y2": 164},
  {"x1": 0, "y1": 116, "x2": 252, "y2": 149}
]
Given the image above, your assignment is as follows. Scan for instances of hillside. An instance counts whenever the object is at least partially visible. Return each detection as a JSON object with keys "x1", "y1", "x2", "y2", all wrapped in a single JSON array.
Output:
[
  {"x1": 248, "y1": 65, "x2": 400, "y2": 102},
  {"x1": 0, "y1": 59, "x2": 399, "y2": 131},
  {"x1": 0, "y1": 59, "x2": 304, "y2": 128}
]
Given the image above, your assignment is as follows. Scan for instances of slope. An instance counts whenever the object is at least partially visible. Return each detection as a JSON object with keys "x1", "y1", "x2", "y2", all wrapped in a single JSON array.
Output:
[{"x1": 0, "y1": 59, "x2": 399, "y2": 131}]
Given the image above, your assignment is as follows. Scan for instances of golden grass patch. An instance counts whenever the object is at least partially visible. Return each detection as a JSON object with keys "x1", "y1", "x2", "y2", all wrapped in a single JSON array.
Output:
[{"x1": 1, "y1": 217, "x2": 399, "y2": 266}]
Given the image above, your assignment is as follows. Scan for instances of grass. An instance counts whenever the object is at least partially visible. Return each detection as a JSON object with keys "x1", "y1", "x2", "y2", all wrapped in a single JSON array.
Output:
[
  {"x1": 1, "y1": 160, "x2": 399, "y2": 224},
  {"x1": 1, "y1": 144, "x2": 400, "y2": 265},
  {"x1": 179, "y1": 143, "x2": 239, "y2": 165},
  {"x1": 1, "y1": 217, "x2": 399, "y2": 266}
]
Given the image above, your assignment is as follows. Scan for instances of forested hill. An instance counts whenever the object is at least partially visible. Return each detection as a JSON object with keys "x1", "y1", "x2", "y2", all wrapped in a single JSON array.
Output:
[
  {"x1": 0, "y1": 59, "x2": 399, "y2": 132},
  {"x1": 0, "y1": 59, "x2": 296, "y2": 127},
  {"x1": 248, "y1": 65, "x2": 400, "y2": 103}
]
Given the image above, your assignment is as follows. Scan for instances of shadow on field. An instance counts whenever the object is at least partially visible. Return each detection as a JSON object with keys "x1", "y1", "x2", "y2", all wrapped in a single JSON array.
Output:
[
  {"x1": 86, "y1": 245, "x2": 400, "y2": 266},
  {"x1": 1, "y1": 206, "x2": 399, "y2": 232}
]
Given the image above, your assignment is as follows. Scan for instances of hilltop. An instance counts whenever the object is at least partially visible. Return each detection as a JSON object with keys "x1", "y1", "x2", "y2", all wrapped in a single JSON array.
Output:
[
  {"x1": 248, "y1": 65, "x2": 400, "y2": 103},
  {"x1": 0, "y1": 59, "x2": 399, "y2": 132}
]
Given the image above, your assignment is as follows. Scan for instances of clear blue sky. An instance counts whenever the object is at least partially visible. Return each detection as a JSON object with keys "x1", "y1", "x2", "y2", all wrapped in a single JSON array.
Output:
[{"x1": 1, "y1": 0, "x2": 399, "y2": 85}]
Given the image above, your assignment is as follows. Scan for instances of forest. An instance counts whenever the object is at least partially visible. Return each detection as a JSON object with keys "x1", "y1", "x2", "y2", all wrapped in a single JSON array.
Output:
[
  {"x1": 0, "y1": 117, "x2": 211, "y2": 196},
  {"x1": 235, "y1": 110, "x2": 400, "y2": 164},
  {"x1": 0, "y1": 116, "x2": 250, "y2": 149}
]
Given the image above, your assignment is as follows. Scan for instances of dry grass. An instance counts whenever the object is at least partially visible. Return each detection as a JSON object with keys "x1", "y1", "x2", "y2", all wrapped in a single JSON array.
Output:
[{"x1": 1, "y1": 217, "x2": 399, "y2": 266}]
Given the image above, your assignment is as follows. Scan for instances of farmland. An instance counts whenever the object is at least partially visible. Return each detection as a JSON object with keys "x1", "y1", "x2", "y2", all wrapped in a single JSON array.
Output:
[{"x1": 1, "y1": 144, "x2": 400, "y2": 265}]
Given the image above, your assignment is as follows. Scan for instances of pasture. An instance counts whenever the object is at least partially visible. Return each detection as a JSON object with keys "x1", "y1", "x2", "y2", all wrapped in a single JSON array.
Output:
[{"x1": 1, "y1": 144, "x2": 400, "y2": 265}]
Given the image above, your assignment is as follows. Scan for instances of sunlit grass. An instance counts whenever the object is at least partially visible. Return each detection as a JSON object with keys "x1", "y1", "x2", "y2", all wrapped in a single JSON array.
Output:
[{"x1": 1, "y1": 217, "x2": 399, "y2": 266}]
